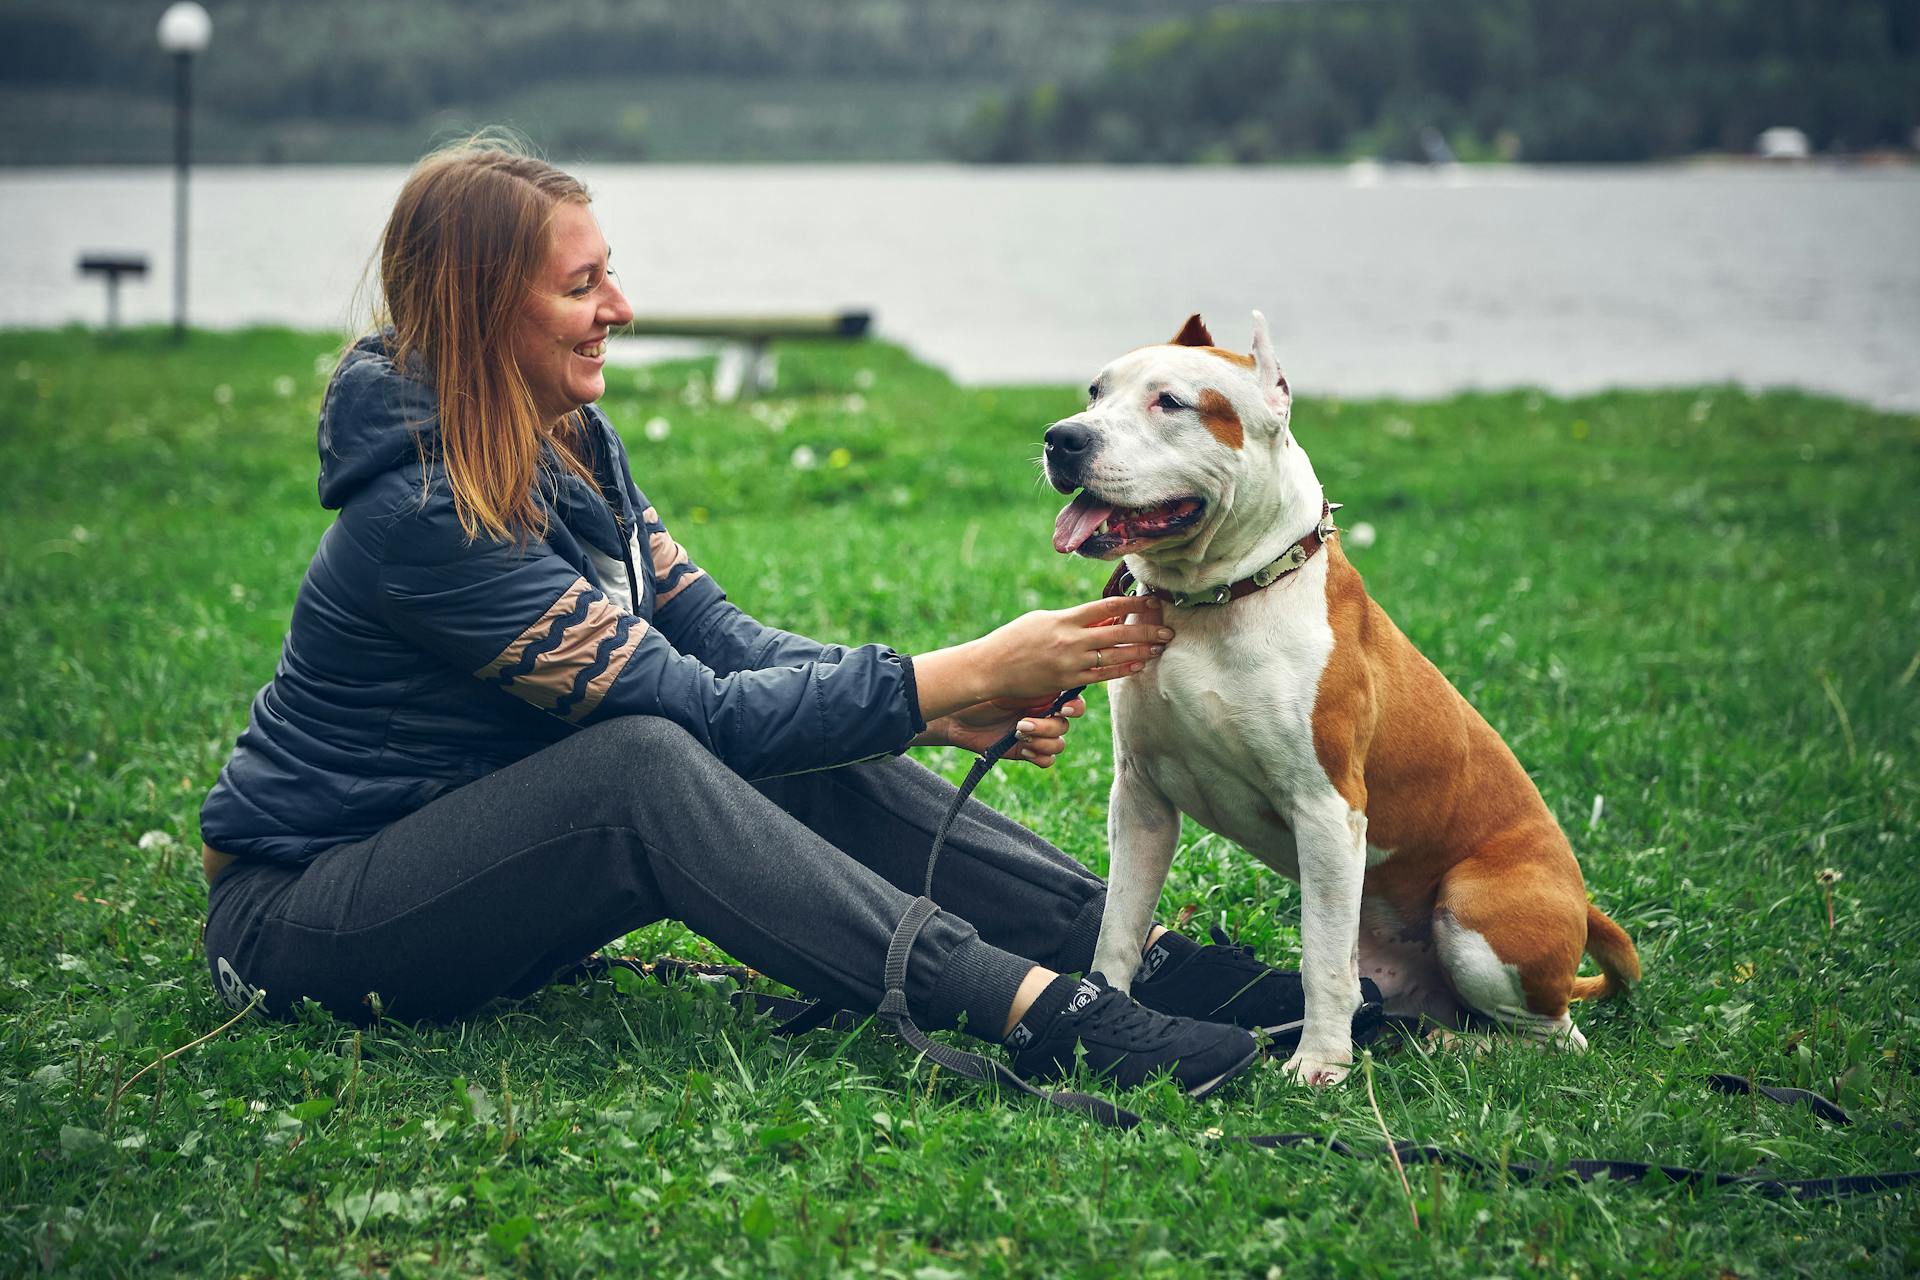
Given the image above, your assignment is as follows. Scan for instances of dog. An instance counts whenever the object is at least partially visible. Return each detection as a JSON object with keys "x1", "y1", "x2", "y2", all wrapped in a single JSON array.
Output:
[{"x1": 1044, "y1": 313, "x2": 1639, "y2": 1086}]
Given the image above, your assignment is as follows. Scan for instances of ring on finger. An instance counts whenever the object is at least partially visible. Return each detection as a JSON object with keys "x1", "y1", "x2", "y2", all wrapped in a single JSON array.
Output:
[{"x1": 1092, "y1": 647, "x2": 1105, "y2": 669}]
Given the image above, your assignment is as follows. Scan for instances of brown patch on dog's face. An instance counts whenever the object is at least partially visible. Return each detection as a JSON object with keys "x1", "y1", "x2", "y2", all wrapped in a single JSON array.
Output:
[
  {"x1": 1198, "y1": 346, "x2": 1254, "y2": 371},
  {"x1": 1196, "y1": 388, "x2": 1244, "y2": 449},
  {"x1": 1171, "y1": 314, "x2": 1214, "y2": 347}
]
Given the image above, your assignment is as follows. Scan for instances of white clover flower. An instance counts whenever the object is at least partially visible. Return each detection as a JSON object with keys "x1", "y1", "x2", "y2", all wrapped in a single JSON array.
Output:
[
  {"x1": 137, "y1": 830, "x2": 174, "y2": 850},
  {"x1": 790, "y1": 445, "x2": 818, "y2": 471},
  {"x1": 70, "y1": 525, "x2": 91, "y2": 543},
  {"x1": 213, "y1": 384, "x2": 234, "y2": 406},
  {"x1": 1346, "y1": 521, "x2": 1377, "y2": 549},
  {"x1": 644, "y1": 416, "x2": 671, "y2": 442},
  {"x1": 273, "y1": 376, "x2": 297, "y2": 399},
  {"x1": 853, "y1": 368, "x2": 876, "y2": 390},
  {"x1": 842, "y1": 394, "x2": 867, "y2": 414}
]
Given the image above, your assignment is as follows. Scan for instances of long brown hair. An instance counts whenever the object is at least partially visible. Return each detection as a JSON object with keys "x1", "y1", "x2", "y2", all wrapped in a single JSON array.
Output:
[{"x1": 372, "y1": 135, "x2": 599, "y2": 545}]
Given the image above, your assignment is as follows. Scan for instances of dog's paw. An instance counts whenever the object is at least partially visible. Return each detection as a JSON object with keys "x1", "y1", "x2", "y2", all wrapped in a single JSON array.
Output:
[{"x1": 1280, "y1": 1051, "x2": 1352, "y2": 1087}]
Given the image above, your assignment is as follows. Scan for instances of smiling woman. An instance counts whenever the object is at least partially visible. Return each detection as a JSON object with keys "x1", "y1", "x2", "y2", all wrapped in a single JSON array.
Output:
[{"x1": 191, "y1": 134, "x2": 1314, "y2": 1103}]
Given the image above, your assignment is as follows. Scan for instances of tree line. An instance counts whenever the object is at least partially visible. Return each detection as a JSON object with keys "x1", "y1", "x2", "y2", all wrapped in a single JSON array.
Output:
[
  {"x1": 0, "y1": 0, "x2": 1214, "y2": 127},
  {"x1": 955, "y1": 0, "x2": 1920, "y2": 163}
]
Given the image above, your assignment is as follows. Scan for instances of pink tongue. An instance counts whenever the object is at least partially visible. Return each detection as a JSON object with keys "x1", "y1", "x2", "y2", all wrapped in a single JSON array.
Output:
[{"x1": 1053, "y1": 494, "x2": 1116, "y2": 555}]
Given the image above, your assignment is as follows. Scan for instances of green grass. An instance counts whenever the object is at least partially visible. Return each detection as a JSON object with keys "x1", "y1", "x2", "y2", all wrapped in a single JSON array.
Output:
[{"x1": 2, "y1": 327, "x2": 1918, "y2": 1276}]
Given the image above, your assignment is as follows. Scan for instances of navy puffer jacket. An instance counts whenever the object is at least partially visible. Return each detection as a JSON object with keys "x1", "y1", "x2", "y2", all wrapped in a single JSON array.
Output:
[{"x1": 199, "y1": 333, "x2": 923, "y2": 868}]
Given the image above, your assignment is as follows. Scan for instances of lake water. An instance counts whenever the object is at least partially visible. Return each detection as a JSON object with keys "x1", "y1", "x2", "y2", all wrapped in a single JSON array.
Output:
[{"x1": 3, "y1": 163, "x2": 1917, "y2": 409}]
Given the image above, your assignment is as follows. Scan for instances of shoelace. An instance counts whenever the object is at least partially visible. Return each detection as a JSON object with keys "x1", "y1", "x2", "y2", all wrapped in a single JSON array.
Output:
[
  {"x1": 1206, "y1": 924, "x2": 1259, "y2": 964},
  {"x1": 1072, "y1": 987, "x2": 1181, "y2": 1048}
]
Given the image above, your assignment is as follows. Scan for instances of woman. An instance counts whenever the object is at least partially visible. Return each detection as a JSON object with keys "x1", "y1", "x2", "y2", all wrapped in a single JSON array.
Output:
[{"x1": 199, "y1": 140, "x2": 1301, "y2": 1097}]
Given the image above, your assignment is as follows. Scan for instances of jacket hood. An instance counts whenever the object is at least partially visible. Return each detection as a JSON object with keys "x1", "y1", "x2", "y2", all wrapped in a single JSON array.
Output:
[
  {"x1": 314, "y1": 331, "x2": 631, "y2": 558},
  {"x1": 317, "y1": 332, "x2": 439, "y2": 511}
]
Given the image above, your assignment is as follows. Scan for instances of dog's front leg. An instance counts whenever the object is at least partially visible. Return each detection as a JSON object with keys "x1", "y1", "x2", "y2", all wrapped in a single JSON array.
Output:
[
  {"x1": 1283, "y1": 794, "x2": 1367, "y2": 1086},
  {"x1": 1090, "y1": 757, "x2": 1180, "y2": 994}
]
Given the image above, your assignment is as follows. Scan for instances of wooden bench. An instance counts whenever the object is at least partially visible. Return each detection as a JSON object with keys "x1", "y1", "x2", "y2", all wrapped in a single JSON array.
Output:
[
  {"x1": 616, "y1": 310, "x2": 872, "y2": 401},
  {"x1": 77, "y1": 254, "x2": 150, "y2": 331}
]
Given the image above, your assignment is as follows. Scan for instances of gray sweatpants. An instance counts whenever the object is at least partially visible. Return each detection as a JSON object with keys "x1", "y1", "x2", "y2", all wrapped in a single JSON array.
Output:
[{"x1": 202, "y1": 715, "x2": 1110, "y2": 1038}]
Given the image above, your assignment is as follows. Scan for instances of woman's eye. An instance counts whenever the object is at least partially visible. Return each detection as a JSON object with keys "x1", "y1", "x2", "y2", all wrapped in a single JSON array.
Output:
[{"x1": 1155, "y1": 391, "x2": 1186, "y2": 411}]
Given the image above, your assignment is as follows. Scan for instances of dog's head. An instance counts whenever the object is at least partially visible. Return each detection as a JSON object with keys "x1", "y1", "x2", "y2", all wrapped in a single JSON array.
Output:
[{"x1": 1045, "y1": 311, "x2": 1317, "y2": 582}]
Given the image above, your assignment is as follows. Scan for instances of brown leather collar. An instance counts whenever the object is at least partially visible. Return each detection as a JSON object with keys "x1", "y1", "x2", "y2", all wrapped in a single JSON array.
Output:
[{"x1": 1102, "y1": 499, "x2": 1339, "y2": 607}]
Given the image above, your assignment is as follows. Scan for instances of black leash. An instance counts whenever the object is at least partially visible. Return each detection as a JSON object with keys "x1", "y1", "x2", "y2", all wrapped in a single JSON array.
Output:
[{"x1": 637, "y1": 686, "x2": 1918, "y2": 1199}]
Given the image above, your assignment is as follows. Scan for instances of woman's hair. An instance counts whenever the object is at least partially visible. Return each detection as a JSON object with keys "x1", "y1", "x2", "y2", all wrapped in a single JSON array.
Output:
[{"x1": 371, "y1": 133, "x2": 599, "y2": 545}]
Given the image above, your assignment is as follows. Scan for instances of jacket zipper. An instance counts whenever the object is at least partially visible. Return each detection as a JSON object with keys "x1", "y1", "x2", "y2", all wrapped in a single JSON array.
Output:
[{"x1": 614, "y1": 510, "x2": 643, "y2": 612}]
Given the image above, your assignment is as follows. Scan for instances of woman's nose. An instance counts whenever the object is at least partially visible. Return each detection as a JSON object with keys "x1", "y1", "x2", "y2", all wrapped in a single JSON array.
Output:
[{"x1": 602, "y1": 277, "x2": 635, "y2": 327}]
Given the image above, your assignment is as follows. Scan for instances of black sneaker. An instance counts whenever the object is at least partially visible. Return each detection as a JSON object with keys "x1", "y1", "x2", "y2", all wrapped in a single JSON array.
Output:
[
  {"x1": 1133, "y1": 927, "x2": 1386, "y2": 1049},
  {"x1": 1003, "y1": 974, "x2": 1258, "y2": 1099}
]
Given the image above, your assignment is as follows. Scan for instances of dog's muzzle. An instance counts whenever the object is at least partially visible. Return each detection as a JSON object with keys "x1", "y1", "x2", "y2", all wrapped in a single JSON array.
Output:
[{"x1": 1044, "y1": 417, "x2": 1097, "y2": 493}]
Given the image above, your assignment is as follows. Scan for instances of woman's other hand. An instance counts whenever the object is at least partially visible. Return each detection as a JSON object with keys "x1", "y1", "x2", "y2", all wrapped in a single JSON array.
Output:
[{"x1": 915, "y1": 695, "x2": 1088, "y2": 767}]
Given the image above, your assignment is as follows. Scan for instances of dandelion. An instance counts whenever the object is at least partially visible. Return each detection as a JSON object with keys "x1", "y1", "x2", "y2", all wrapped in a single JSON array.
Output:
[
  {"x1": 273, "y1": 375, "x2": 297, "y2": 399},
  {"x1": 213, "y1": 384, "x2": 234, "y2": 406},
  {"x1": 644, "y1": 416, "x2": 671, "y2": 442},
  {"x1": 137, "y1": 830, "x2": 174, "y2": 850},
  {"x1": 1817, "y1": 867, "x2": 1844, "y2": 929},
  {"x1": 1346, "y1": 521, "x2": 1377, "y2": 549},
  {"x1": 790, "y1": 445, "x2": 818, "y2": 470},
  {"x1": 842, "y1": 394, "x2": 867, "y2": 415},
  {"x1": 70, "y1": 525, "x2": 91, "y2": 544}
]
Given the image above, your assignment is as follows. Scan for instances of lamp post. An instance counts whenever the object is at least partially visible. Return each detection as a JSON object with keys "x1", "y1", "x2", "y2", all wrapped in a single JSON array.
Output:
[{"x1": 157, "y1": 2, "x2": 211, "y2": 341}]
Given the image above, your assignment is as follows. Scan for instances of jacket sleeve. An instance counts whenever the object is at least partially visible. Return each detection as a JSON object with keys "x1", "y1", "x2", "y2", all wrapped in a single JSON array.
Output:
[
  {"x1": 371, "y1": 496, "x2": 923, "y2": 779},
  {"x1": 630, "y1": 498, "x2": 851, "y2": 677}
]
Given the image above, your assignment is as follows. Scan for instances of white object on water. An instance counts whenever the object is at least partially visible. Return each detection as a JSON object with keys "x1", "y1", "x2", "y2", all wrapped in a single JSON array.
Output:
[{"x1": 1756, "y1": 127, "x2": 1810, "y2": 160}]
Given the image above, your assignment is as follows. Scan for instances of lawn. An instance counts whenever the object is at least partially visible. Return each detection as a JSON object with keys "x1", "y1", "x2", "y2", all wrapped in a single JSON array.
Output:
[{"x1": 2, "y1": 328, "x2": 1917, "y2": 1277}]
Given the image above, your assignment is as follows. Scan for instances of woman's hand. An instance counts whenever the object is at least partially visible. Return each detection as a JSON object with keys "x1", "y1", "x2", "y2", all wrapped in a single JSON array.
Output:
[
  {"x1": 915, "y1": 695, "x2": 1088, "y2": 767},
  {"x1": 911, "y1": 595, "x2": 1172, "y2": 725}
]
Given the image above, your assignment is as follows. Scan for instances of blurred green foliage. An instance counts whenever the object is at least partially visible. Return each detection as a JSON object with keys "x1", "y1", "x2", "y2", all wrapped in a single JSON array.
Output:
[
  {"x1": 958, "y1": 0, "x2": 1920, "y2": 163},
  {"x1": 0, "y1": 0, "x2": 1216, "y2": 164}
]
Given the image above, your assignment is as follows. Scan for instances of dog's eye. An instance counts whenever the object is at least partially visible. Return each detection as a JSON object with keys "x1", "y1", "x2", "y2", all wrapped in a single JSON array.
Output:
[
  {"x1": 1155, "y1": 391, "x2": 1186, "y2": 412},
  {"x1": 1087, "y1": 383, "x2": 1100, "y2": 403}
]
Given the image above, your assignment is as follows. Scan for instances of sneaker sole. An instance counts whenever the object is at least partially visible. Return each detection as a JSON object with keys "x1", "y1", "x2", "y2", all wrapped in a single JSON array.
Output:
[{"x1": 1184, "y1": 1040, "x2": 1262, "y2": 1100}]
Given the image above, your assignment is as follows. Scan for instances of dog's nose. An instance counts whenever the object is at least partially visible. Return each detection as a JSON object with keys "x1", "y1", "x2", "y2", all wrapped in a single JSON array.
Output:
[{"x1": 1044, "y1": 419, "x2": 1094, "y2": 458}]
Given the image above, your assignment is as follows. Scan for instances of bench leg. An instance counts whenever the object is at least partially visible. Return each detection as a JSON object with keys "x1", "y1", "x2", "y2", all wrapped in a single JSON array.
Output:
[
  {"x1": 749, "y1": 340, "x2": 777, "y2": 397},
  {"x1": 712, "y1": 343, "x2": 747, "y2": 403}
]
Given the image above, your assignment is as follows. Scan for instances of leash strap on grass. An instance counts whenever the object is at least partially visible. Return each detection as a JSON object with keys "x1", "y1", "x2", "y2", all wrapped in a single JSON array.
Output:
[
  {"x1": 706, "y1": 679, "x2": 1920, "y2": 1197},
  {"x1": 1227, "y1": 1132, "x2": 1920, "y2": 1200}
]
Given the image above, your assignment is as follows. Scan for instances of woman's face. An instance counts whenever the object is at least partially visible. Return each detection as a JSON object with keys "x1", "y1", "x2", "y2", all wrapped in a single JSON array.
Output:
[{"x1": 511, "y1": 201, "x2": 634, "y2": 423}]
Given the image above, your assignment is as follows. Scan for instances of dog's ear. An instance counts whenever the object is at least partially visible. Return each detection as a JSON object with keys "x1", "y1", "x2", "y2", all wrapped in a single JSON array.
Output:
[
  {"x1": 1250, "y1": 310, "x2": 1290, "y2": 408},
  {"x1": 1170, "y1": 314, "x2": 1214, "y2": 347}
]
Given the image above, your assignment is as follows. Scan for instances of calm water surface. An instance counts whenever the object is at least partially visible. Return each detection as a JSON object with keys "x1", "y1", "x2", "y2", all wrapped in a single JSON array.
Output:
[{"x1": 3, "y1": 164, "x2": 1916, "y2": 408}]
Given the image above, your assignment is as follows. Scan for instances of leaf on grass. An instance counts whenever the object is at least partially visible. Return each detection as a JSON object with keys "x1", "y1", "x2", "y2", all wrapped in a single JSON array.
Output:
[
  {"x1": 488, "y1": 1214, "x2": 535, "y2": 1253},
  {"x1": 287, "y1": 1097, "x2": 335, "y2": 1123},
  {"x1": 758, "y1": 1120, "x2": 812, "y2": 1149},
  {"x1": 60, "y1": 1125, "x2": 106, "y2": 1156},
  {"x1": 741, "y1": 1193, "x2": 775, "y2": 1242}
]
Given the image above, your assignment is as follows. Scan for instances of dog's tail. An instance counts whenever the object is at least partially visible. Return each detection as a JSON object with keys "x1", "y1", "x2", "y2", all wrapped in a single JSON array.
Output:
[{"x1": 1569, "y1": 904, "x2": 1640, "y2": 1002}]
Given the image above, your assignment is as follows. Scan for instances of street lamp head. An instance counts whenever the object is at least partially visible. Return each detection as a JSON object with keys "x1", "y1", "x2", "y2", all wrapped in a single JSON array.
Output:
[{"x1": 157, "y1": 2, "x2": 212, "y2": 54}]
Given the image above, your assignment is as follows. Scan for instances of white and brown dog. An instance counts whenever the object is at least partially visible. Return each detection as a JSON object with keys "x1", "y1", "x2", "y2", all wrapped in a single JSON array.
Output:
[{"x1": 1045, "y1": 313, "x2": 1639, "y2": 1086}]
